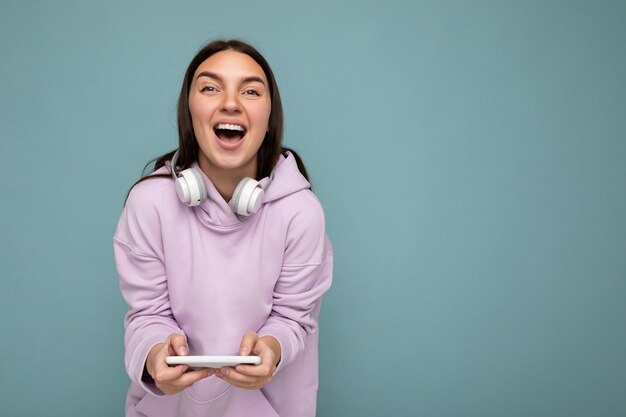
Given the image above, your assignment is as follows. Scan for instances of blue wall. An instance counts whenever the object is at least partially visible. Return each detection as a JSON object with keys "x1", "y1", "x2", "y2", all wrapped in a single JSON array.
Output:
[{"x1": 1, "y1": 1, "x2": 625, "y2": 416}]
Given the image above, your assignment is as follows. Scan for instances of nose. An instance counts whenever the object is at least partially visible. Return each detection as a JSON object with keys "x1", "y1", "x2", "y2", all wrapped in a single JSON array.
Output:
[{"x1": 220, "y1": 89, "x2": 241, "y2": 113}]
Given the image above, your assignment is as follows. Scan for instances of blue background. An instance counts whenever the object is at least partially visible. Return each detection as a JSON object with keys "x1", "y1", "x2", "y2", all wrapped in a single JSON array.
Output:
[{"x1": 1, "y1": 1, "x2": 625, "y2": 416}]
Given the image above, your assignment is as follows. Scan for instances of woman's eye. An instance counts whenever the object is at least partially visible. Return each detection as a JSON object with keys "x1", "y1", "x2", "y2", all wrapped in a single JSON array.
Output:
[
  {"x1": 201, "y1": 86, "x2": 216, "y2": 92},
  {"x1": 244, "y1": 89, "x2": 260, "y2": 96}
]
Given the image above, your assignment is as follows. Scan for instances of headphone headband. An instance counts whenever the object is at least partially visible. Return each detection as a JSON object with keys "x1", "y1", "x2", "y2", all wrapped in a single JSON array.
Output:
[
  {"x1": 170, "y1": 149, "x2": 181, "y2": 180},
  {"x1": 169, "y1": 149, "x2": 273, "y2": 215}
]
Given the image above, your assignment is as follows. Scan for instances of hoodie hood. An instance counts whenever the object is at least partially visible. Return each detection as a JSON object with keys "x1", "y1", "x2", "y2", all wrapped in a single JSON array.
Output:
[
  {"x1": 262, "y1": 151, "x2": 311, "y2": 203},
  {"x1": 190, "y1": 151, "x2": 311, "y2": 227}
]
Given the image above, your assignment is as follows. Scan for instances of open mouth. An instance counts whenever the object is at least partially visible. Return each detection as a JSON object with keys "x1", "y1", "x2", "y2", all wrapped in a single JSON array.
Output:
[{"x1": 213, "y1": 123, "x2": 247, "y2": 144}]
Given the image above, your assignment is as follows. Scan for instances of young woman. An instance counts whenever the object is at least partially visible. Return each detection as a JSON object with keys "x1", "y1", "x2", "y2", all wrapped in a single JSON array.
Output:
[{"x1": 114, "y1": 39, "x2": 333, "y2": 417}]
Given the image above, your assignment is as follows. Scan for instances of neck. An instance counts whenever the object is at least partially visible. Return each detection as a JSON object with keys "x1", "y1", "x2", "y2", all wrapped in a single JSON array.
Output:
[{"x1": 198, "y1": 159, "x2": 257, "y2": 202}]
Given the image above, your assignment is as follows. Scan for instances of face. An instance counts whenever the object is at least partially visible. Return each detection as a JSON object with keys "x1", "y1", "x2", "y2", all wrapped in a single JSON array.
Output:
[{"x1": 189, "y1": 50, "x2": 271, "y2": 179}]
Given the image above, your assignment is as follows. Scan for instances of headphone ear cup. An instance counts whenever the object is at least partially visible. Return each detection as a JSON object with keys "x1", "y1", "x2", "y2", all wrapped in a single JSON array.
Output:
[
  {"x1": 175, "y1": 168, "x2": 208, "y2": 206},
  {"x1": 230, "y1": 177, "x2": 264, "y2": 216}
]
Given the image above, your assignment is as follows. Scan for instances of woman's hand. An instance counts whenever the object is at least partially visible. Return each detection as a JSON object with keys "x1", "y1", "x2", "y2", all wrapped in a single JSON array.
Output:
[
  {"x1": 145, "y1": 333, "x2": 213, "y2": 395},
  {"x1": 214, "y1": 331, "x2": 281, "y2": 390}
]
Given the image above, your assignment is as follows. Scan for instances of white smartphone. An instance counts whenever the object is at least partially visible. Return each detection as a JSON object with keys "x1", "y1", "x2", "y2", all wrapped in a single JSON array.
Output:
[{"x1": 165, "y1": 355, "x2": 261, "y2": 369}]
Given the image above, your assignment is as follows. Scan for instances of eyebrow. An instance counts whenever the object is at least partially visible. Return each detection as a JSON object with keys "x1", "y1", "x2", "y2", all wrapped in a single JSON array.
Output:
[{"x1": 196, "y1": 71, "x2": 267, "y2": 87}]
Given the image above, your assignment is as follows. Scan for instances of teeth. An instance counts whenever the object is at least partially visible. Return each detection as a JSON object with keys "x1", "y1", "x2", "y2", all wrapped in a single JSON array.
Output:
[{"x1": 215, "y1": 123, "x2": 245, "y2": 132}]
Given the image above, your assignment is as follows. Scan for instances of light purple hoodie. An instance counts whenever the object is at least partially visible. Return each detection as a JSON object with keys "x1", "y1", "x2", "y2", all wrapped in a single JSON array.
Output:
[{"x1": 114, "y1": 152, "x2": 333, "y2": 417}]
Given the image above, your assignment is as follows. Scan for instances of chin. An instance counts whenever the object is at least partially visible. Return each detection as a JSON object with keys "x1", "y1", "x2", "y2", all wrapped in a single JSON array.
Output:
[{"x1": 214, "y1": 155, "x2": 256, "y2": 173}]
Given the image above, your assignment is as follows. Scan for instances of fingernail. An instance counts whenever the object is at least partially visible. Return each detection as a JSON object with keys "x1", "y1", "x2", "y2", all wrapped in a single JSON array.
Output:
[
  {"x1": 240, "y1": 347, "x2": 249, "y2": 355},
  {"x1": 179, "y1": 346, "x2": 188, "y2": 355},
  {"x1": 215, "y1": 369, "x2": 223, "y2": 378},
  {"x1": 236, "y1": 366, "x2": 244, "y2": 373}
]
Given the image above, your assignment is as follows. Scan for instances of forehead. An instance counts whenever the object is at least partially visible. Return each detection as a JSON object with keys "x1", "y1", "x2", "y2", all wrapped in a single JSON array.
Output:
[{"x1": 194, "y1": 50, "x2": 268, "y2": 84}]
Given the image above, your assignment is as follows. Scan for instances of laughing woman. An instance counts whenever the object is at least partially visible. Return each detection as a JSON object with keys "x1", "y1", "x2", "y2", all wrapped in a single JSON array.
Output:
[{"x1": 114, "y1": 39, "x2": 333, "y2": 417}]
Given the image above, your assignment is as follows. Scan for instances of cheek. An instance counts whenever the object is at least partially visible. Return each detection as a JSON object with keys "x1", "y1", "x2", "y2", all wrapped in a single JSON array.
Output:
[
  {"x1": 255, "y1": 101, "x2": 271, "y2": 128},
  {"x1": 189, "y1": 95, "x2": 213, "y2": 117},
  {"x1": 188, "y1": 101, "x2": 200, "y2": 126},
  {"x1": 189, "y1": 101, "x2": 214, "y2": 132}
]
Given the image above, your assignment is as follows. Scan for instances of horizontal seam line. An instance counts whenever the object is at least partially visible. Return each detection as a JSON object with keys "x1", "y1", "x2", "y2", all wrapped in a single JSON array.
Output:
[
  {"x1": 113, "y1": 237, "x2": 159, "y2": 260},
  {"x1": 282, "y1": 262, "x2": 322, "y2": 267}
]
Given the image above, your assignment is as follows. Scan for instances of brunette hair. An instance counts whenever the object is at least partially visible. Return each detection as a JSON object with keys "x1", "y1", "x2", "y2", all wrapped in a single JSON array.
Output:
[{"x1": 126, "y1": 39, "x2": 309, "y2": 202}]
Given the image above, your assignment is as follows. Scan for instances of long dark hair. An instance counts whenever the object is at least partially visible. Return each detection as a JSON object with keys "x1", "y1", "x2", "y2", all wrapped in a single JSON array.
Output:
[{"x1": 126, "y1": 39, "x2": 309, "y2": 203}]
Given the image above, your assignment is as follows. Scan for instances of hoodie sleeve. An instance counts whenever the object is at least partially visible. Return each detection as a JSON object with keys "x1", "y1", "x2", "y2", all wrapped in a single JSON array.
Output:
[
  {"x1": 113, "y1": 184, "x2": 185, "y2": 396},
  {"x1": 257, "y1": 193, "x2": 333, "y2": 371}
]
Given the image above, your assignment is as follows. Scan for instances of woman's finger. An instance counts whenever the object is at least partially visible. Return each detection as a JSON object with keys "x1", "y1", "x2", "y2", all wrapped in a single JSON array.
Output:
[
  {"x1": 235, "y1": 363, "x2": 271, "y2": 377},
  {"x1": 154, "y1": 363, "x2": 188, "y2": 383},
  {"x1": 236, "y1": 340, "x2": 274, "y2": 376},
  {"x1": 167, "y1": 333, "x2": 188, "y2": 356},
  {"x1": 238, "y1": 331, "x2": 258, "y2": 356},
  {"x1": 235, "y1": 346, "x2": 273, "y2": 377},
  {"x1": 174, "y1": 368, "x2": 213, "y2": 387},
  {"x1": 216, "y1": 367, "x2": 265, "y2": 387}
]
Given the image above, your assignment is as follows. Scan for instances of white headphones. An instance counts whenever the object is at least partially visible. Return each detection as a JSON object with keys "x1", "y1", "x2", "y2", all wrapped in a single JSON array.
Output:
[{"x1": 169, "y1": 149, "x2": 271, "y2": 216}]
